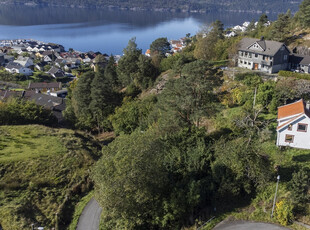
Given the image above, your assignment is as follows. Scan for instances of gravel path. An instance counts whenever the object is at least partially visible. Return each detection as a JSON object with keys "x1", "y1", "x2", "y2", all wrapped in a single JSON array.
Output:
[{"x1": 76, "y1": 198, "x2": 102, "y2": 230}]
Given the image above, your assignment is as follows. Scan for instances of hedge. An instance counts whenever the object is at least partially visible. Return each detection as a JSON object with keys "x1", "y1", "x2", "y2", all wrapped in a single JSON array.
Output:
[{"x1": 278, "y1": 70, "x2": 310, "y2": 80}]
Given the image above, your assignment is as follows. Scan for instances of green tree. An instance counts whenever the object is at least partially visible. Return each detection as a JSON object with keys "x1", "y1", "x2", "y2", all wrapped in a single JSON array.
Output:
[
  {"x1": 109, "y1": 96, "x2": 156, "y2": 135},
  {"x1": 92, "y1": 130, "x2": 170, "y2": 229},
  {"x1": 117, "y1": 37, "x2": 142, "y2": 86},
  {"x1": 89, "y1": 72, "x2": 117, "y2": 133},
  {"x1": 134, "y1": 54, "x2": 158, "y2": 89},
  {"x1": 298, "y1": 0, "x2": 310, "y2": 26},
  {"x1": 104, "y1": 55, "x2": 119, "y2": 89},
  {"x1": 0, "y1": 98, "x2": 57, "y2": 125},
  {"x1": 194, "y1": 20, "x2": 224, "y2": 61},
  {"x1": 258, "y1": 13, "x2": 268, "y2": 26},
  {"x1": 289, "y1": 168, "x2": 309, "y2": 212},
  {"x1": 71, "y1": 71, "x2": 95, "y2": 129},
  {"x1": 150, "y1": 37, "x2": 171, "y2": 57},
  {"x1": 155, "y1": 61, "x2": 221, "y2": 129},
  {"x1": 270, "y1": 12, "x2": 291, "y2": 41}
]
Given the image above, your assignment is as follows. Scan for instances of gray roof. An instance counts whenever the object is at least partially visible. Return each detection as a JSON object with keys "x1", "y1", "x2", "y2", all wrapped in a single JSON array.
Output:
[
  {"x1": 239, "y1": 37, "x2": 288, "y2": 56},
  {"x1": 290, "y1": 54, "x2": 310, "y2": 65},
  {"x1": 28, "y1": 82, "x2": 61, "y2": 89},
  {"x1": 6, "y1": 61, "x2": 22, "y2": 69},
  {"x1": 28, "y1": 93, "x2": 63, "y2": 109}
]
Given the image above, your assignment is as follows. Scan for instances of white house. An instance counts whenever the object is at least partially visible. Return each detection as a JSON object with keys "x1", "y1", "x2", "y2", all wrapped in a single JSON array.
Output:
[
  {"x1": 5, "y1": 62, "x2": 33, "y2": 75},
  {"x1": 277, "y1": 99, "x2": 310, "y2": 149},
  {"x1": 15, "y1": 56, "x2": 34, "y2": 68}
]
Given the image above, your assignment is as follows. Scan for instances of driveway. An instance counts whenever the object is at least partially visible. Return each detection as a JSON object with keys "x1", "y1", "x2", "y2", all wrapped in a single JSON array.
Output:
[
  {"x1": 213, "y1": 220, "x2": 290, "y2": 230},
  {"x1": 76, "y1": 198, "x2": 102, "y2": 230}
]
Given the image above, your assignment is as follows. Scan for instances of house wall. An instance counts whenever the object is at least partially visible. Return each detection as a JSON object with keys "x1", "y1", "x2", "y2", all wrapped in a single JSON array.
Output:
[
  {"x1": 18, "y1": 67, "x2": 33, "y2": 76},
  {"x1": 238, "y1": 51, "x2": 273, "y2": 73},
  {"x1": 271, "y1": 46, "x2": 290, "y2": 73},
  {"x1": 277, "y1": 116, "x2": 310, "y2": 149},
  {"x1": 300, "y1": 65, "x2": 310, "y2": 73}
]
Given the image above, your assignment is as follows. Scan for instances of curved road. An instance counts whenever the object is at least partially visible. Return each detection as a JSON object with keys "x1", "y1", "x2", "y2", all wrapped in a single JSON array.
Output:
[
  {"x1": 213, "y1": 220, "x2": 290, "y2": 230},
  {"x1": 76, "y1": 198, "x2": 102, "y2": 230}
]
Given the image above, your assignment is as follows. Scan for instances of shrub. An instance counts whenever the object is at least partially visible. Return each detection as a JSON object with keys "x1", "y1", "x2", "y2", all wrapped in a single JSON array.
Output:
[
  {"x1": 275, "y1": 199, "x2": 294, "y2": 226},
  {"x1": 278, "y1": 70, "x2": 310, "y2": 80}
]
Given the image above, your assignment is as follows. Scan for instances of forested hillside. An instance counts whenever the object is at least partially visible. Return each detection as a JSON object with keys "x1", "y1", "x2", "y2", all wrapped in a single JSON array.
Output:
[{"x1": 0, "y1": 0, "x2": 302, "y2": 13}]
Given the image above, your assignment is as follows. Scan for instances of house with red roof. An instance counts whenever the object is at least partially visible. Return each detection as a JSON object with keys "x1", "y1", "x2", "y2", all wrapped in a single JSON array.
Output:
[{"x1": 276, "y1": 99, "x2": 310, "y2": 149}]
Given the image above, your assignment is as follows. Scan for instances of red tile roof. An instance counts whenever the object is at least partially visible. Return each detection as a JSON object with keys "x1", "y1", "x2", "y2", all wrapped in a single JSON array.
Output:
[{"x1": 277, "y1": 99, "x2": 305, "y2": 119}]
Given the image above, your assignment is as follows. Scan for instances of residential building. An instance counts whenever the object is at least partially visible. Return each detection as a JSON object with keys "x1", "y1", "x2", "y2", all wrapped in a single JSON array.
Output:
[
  {"x1": 28, "y1": 82, "x2": 62, "y2": 92},
  {"x1": 5, "y1": 62, "x2": 33, "y2": 75},
  {"x1": 14, "y1": 56, "x2": 34, "y2": 68},
  {"x1": 276, "y1": 99, "x2": 310, "y2": 149},
  {"x1": 47, "y1": 66, "x2": 65, "y2": 78},
  {"x1": 289, "y1": 54, "x2": 310, "y2": 73},
  {"x1": 238, "y1": 37, "x2": 290, "y2": 73}
]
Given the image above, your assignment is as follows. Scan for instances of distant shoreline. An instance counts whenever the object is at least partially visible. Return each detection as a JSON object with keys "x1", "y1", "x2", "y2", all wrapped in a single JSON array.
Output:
[{"x1": 0, "y1": 1, "x2": 297, "y2": 14}]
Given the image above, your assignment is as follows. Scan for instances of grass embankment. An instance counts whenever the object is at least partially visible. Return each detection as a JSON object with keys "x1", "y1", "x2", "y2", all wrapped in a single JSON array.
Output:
[
  {"x1": 0, "y1": 125, "x2": 101, "y2": 230},
  {"x1": 68, "y1": 191, "x2": 94, "y2": 230}
]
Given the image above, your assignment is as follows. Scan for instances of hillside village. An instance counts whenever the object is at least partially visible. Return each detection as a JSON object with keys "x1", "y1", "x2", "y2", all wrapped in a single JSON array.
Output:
[{"x1": 2, "y1": 8, "x2": 310, "y2": 229}]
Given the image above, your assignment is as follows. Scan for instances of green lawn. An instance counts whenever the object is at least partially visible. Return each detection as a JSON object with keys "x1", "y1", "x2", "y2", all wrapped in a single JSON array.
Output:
[{"x1": 0, "y1": 125, "x2": 67, "y2": 162}]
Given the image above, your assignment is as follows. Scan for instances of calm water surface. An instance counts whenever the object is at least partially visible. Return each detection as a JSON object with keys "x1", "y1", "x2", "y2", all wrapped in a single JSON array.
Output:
[{"x1": 0, "y1": 5, "x2": 278, "y2": 54}]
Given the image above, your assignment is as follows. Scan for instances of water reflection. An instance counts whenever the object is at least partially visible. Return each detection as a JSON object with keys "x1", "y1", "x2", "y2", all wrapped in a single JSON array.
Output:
[{"x1": 0, "y1": 5, "x2": 278, "y2": 54}]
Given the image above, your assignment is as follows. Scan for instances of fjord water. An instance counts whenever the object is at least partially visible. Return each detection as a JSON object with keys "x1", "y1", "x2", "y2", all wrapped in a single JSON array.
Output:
[{"x1": 0, "y1": 5, "x2": 277, "y2": 54}]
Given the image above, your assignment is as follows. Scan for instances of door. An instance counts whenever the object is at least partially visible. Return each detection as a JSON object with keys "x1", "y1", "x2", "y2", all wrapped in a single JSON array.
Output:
[{"x1": 254, "y1": 63, "x2": 258, "y2": 70}]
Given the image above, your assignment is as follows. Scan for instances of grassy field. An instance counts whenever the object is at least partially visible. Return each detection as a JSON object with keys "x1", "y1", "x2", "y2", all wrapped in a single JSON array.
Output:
[{"x1": 0, "y1": 125, "x2": 101, "y2": 230}]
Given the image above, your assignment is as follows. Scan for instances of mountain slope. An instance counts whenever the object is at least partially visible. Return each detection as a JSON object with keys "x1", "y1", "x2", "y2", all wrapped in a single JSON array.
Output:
[{"x1": 0, "y1": 0, "x2": 303, "y2": 13}]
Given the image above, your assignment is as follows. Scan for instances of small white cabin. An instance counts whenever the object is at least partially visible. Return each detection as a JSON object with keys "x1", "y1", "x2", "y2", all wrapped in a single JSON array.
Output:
[{"x1": 277, "y1": 99, "x2": 310, "y2": 149}]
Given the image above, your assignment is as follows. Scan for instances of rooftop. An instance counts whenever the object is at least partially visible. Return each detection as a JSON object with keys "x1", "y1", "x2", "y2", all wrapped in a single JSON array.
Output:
[{"x1": 277, "y1": 99, "x2": 306, "y2": 120}]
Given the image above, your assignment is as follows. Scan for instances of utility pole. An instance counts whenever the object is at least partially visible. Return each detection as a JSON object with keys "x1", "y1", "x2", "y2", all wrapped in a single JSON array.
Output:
[
  {"x1": 271, "y1": 175, "x2": 280, "y2": 218},
  {"x1": 253, "y1": 86, "x2": 257, "y2": 108},
  {"x1": 55, "y1": 212, "x2": 58, "y2": 230}
]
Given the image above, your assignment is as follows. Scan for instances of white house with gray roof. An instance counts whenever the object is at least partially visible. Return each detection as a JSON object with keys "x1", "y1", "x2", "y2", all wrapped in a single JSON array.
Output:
[
  {"x1": 5, "y1": 62, "x2": 33, "y2": 75},
  {"x1": 238, "y1": 37, "x2": 290, "y2": 73}
]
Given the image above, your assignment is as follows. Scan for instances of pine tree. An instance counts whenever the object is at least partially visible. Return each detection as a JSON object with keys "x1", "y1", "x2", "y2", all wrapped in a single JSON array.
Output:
[
  {"x1": 298, "y1": 0, "x2": 310, "y2": 26},
  {"x1": 90, "y1": 72, "x2": 117, "y2": 133}
]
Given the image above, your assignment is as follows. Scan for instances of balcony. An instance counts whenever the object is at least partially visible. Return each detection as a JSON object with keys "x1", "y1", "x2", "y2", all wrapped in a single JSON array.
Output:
[{"x1": 261, "y1": 60, "x2": 271, "y2": 66}]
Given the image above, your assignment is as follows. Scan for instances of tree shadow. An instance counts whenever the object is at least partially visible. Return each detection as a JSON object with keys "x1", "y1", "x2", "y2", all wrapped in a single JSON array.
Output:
[
  {"x1": 278, "y1": 165, "x2": 299, "y2": 182},
  {"x1": 292, "y1": 153, "x2": 310, "y2": 162}
]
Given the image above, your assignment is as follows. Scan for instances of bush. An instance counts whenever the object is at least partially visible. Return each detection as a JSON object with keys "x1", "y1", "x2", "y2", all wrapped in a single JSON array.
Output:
[
  {"x1": 278, "y1": 70, "x2": 310, "y2": 80},
  {"x1": 275, "y1": 199, "x2": 294, "y2": 226},
  {"x1": 0, "y1": 98, "x2": 57, "y2": 125}
]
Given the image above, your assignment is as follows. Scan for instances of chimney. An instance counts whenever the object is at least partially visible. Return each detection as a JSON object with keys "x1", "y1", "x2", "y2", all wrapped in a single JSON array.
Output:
[{"x1": 260, "y1": 36, "x2": 264, "y2": 41}]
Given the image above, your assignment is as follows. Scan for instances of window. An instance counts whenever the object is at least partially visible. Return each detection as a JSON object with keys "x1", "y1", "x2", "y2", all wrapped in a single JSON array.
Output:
[
  {"x1": 263, "y1": 55, "x2": 266, "y2": 60},
  {"x1": 288, "y1": 124, "x2": 292, "y2": 131},
  {"x1": 244, "y1": 61, "x2": 247, "y2": 64},
  {"x1": 284, "y1": 55, "x2": 288, "y2": 61},
  {"x1": 255, "y1": 54, "x2": 258, "y2": 58},
  {"x1": 249, "y1": 53, "x2": 252, "y2": 58},
  {"x1": 297, "y1": 123, "x2": 308, "y2": 132},
  {"x1": 270, "y1": 61, "x2": 273, "y2": 66},
  {"x1": 248, "y1": 62, "x2": 251, "y2": 65},
  {"x1": 285, "y1": 134, "x2": 294, "y2": 143}
]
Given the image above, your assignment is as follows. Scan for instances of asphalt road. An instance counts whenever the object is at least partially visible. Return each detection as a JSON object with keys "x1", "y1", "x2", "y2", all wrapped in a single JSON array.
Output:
[
  {"x1": 213, "y1": 220, "x2": 290, "y2": 230},
  {"x1": 76, "y1": 198, "x2": 102, "y2": 230}
]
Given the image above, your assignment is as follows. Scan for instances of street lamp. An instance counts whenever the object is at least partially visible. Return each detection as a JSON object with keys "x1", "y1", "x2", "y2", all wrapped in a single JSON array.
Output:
[{"x1": 271, "y1": 175, "x2": 280, "y2": 218}]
